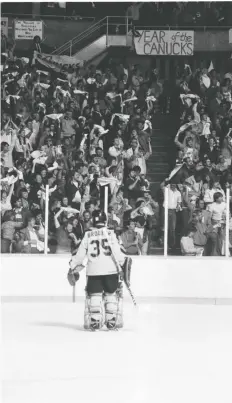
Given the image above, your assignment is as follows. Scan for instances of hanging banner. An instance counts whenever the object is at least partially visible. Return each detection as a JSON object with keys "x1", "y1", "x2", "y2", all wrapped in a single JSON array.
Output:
[
  {"x1": 1, "y1": 17, "x2": 8, "y2": 37},
  {"x1": 34, "y1": 51, "x2": 83, "y2": 72},
  {"x1": 134, "y1": 30, "x2": 194, "y2": 56},
  {"x1": 14, "y1": 20, "x2": 43, "y2": 40}
]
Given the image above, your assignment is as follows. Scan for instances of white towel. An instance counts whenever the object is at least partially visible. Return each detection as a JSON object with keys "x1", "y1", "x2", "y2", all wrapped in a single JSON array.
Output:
[
  {"x1": 5, "y1": 95, "x2": 20, "y2": 104},
  {"x1": 46, "y1": 114, "x2": 63, "y2": 121}
]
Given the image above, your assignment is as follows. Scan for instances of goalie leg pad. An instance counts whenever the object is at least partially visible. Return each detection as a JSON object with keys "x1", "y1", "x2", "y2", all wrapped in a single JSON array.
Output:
[
  {"x1": 84, "y1": 293, "x2": 104, "y2": 330},
  {"x1": 104, "y1": 291, "x2": 122, "y2": 330}
]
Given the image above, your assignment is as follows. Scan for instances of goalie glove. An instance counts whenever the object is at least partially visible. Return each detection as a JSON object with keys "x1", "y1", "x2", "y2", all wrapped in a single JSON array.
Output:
[{"x1": 67, "y1": 266, "x2": 82, "y2": 287}]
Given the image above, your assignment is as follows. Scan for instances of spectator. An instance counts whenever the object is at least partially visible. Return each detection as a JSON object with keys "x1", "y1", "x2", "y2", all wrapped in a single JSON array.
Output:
[
  {"x1": 1, "y1": 211, "x2": 23, "y2": 253},
  {"x1": 191, "y1": 210, "x2": 208, "y2": 251},
  {"x1": 120, "y1": 219, "x2": 142, "y2": 255},
  {"x1": 29, "y1": 36, "x2": 42, "y2": 66},
  {"x1": 207, "y1": 192, "x2": 226, "y2": 224},
  {"x1": 180, "y1": 226, "x2": 204, "y2": 256},
  {"x1": 18, "y1": 215, "x2": 46, "y2": 254},
  {"x1": 162, "y1": 184, "x2": 182, "y2": 250},
  {"x1": 197, "y1": 199, "x2": 212, "y2": 227},
  {"x1": 1, "y1": 182, "x2": 15, "y2": 217},
  {"x1": 53, "y1": 207, "x2": 79, "y2": 254},
  {"x1": 204, "y1": 220, "x2": 224, "y2": 256},
  {"x1": 124, "y1": 166, "x2": 148, "y2": 206}
]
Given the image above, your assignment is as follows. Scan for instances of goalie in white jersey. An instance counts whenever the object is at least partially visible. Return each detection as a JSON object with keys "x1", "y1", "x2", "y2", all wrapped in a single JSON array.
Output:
[{"x1": 68, "y1": 210, "x2": 131, "y2": 331}]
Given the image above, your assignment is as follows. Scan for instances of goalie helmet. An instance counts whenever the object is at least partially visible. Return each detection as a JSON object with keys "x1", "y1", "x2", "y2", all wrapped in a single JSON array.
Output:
[{"x1": 92, "y1": 210, "x2": 107, "y2": 228}]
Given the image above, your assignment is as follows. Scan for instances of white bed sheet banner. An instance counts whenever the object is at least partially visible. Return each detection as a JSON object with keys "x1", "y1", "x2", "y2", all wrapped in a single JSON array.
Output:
[
  {"x1": 14, "y1": 20, "x2": 43, "y2": 40},
  {"x1": 34, "y1": 51, "x2": 83, "y2": 72},
  {"x1": 134, "y1": 30, "x2": 194, "y2": 56}
]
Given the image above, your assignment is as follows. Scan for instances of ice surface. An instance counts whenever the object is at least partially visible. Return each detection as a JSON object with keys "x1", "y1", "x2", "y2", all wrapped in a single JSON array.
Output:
[{"x1": 1, "y1": 300, "x2": 232, "y2": 403}]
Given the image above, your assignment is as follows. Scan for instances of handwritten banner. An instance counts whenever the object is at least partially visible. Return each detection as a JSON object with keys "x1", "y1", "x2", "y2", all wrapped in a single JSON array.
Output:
[
  {"x1": 14, "y1": 20, "x2": 43, "y2": 40},
  {"x1": 1, "y1": 17, "x2": 8, "y2": 37},
  {"x1": 34, "y1": 51, "x2": 83, "y2": 72},
  {"x1": 134, "y1": 30, "x2": 194, "y2": 56}
]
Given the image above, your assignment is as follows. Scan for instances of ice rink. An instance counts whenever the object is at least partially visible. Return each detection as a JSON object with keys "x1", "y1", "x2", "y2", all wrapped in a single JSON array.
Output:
[{"x1": 1, "y1": 299, "x2": 232, "y2": 403}]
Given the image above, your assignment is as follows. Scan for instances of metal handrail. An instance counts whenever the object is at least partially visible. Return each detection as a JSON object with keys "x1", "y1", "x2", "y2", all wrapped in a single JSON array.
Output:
[
  {"x1": 66, "y1": 22, "x2": 107, "y2": 56},
  {"x1": 53, "y1": 23, "x2": 106, "y2": 55},
  {"x1": 1, "y1": 13, "x2": 96, "y2": 21},
  {"x1": 52, "y1": 15, "x2": 132, "y2": 55},
  {"x1": 135, "y1": 25, "x2": 232, "y2": 31},
  {"x1": 52, "y1": 16, "x2": 107, "y2": 54},
  {"x1": 56, "y1": 21, "x2": 130, "y2": 56}
]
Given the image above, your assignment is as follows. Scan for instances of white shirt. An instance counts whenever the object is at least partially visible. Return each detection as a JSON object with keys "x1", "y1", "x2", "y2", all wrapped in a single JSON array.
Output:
[
  {"x1": 163, "y1": 187, "x2": 181, "y2": 209},
  {"x1": 0, "y1": 198, "x2": 12, "y2": 216},
  {"x1": 108, "y1": 146, "x2": 122, "y2": 158},
  {"x1": 204, "y1": 188, "x2": 225, "y2": 203},
  {"x1": 71, "y1": 181, "x2": 82, "y2": 203},
  {"x1": 135, "y1": 227, "x2": 144, "y2": 239},
  {"x1": 125, "y1": 147, "x2": 138, "y2": 159},
  {"x1": 28, "y1": 229, "x2": 38, "y2": 243},
  {"x1": 180, "y1": 236, "x2": 196, "y2": 255},
  {"x1": 207, "y1": 202, "x2": 226, "y2": 221}
]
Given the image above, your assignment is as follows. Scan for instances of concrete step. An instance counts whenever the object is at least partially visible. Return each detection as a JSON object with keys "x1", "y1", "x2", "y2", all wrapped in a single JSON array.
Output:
[
  {"x1": 147, "y1": 172, "x2": 168, "y2": 181},
  {"x1": 151, "y1": 141, "x2": 168, "y2": 151},
  {"x1": 147, "y1": 163, "x2": 169, "y2": 171},
  {"x1": 147, "y1": 115, "x2": 173, "y2": 197},
  {"x1": 151, "y1": 137, "x2": 172, "y2": 145},
  {"x1": 150, "y1": 154, "x2": 169, "y2": 163},
  {"x1": 148, "y1": 162, "x2": 169, "y2": 166},
  {"x1": 152, "y1": 150, "x2": 167, "y2": 156},
  {"x1": 147, "y1": 166, "x2": 169, "y2": 173}
]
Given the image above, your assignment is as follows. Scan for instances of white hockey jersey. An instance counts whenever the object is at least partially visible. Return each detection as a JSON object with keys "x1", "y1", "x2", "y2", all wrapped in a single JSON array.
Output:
[{"x1": 70, "y1": 227, "x2": 125, "y2": 276}]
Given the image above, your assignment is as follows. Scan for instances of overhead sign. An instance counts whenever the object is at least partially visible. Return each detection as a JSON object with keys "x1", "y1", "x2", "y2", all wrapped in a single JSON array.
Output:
[
  {"x1": 14, "y1": 20, "x2": 43, "y2": 40},
  {"x1": 134, "y1": 30, "x2": 194, "y2": 56},
  {"x1": 1, "y1": 17, "x2": 8, "y2": 37},
  {"x1": 34, "y1": 51, "x2": 83, "y2": 72}
]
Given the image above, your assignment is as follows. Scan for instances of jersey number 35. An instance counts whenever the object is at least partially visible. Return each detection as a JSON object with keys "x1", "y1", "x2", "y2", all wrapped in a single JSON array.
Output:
[{"x1": 90, "y1": 238, "x2": 111, "y2": 258}]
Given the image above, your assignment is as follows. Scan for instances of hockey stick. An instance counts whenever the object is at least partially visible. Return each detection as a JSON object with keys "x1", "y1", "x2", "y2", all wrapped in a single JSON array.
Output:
[
  {"x1": 111, "y1": 251, "x2": 137, "y2": 307},
  {"x1": 72, "y1": 285, "x2": 76, "y2": 303}
]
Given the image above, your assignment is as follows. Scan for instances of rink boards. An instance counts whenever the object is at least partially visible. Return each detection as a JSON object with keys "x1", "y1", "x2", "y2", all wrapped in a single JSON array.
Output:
[{"x1": 1, "y1": 255, "x2": 232, "y2": 300}]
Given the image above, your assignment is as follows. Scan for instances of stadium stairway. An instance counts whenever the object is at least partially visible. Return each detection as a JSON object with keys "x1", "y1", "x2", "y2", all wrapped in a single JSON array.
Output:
[
  {"x1": 147, "y1": 113, "x2": 171, "y2": 196},
  {"x1": 147, "y1": 113, "x2": 172, "y2": 255},
  {"x1": 51, "y1": 17, "x2": 133, "y2": 64}
]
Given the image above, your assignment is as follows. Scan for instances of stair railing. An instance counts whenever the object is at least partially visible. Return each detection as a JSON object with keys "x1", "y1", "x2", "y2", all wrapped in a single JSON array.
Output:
[
  {"x1": 68, "y1": 18, "x2": 107, "y2": 56},
  {"x1": 52, "y1": 16, "x2": 107, "y2": 55},
  {"x1": 52, "y1": 16, "x2": 131, "y2": 56}
]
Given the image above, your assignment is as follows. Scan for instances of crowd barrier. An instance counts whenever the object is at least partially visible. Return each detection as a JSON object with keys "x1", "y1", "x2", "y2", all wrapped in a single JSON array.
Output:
[{"x1": 1, "y1": 256, "x2": 232, "y2": 300}]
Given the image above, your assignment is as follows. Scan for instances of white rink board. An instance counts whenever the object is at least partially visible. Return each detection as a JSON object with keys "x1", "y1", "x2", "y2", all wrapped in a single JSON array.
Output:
[{"x1": 1, "y1": 256, "x2": 232, "y2": 299}]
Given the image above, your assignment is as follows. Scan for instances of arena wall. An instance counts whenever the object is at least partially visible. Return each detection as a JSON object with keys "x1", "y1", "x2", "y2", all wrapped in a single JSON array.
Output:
[{"x1": 1, "y1": 256, "x2": 232, "y2": 300}]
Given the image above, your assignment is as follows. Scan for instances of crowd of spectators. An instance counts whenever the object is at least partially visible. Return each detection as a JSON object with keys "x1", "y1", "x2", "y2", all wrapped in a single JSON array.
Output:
[
  {"x1": 1, "y1": 38, "x2": 162, "y2": 255},
  {"x1": 1, "y1": 28, "x2": 232, "y2": 257},
  {"x1": 164, "y1": 62, "x2": 232, "y2": 256}
]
